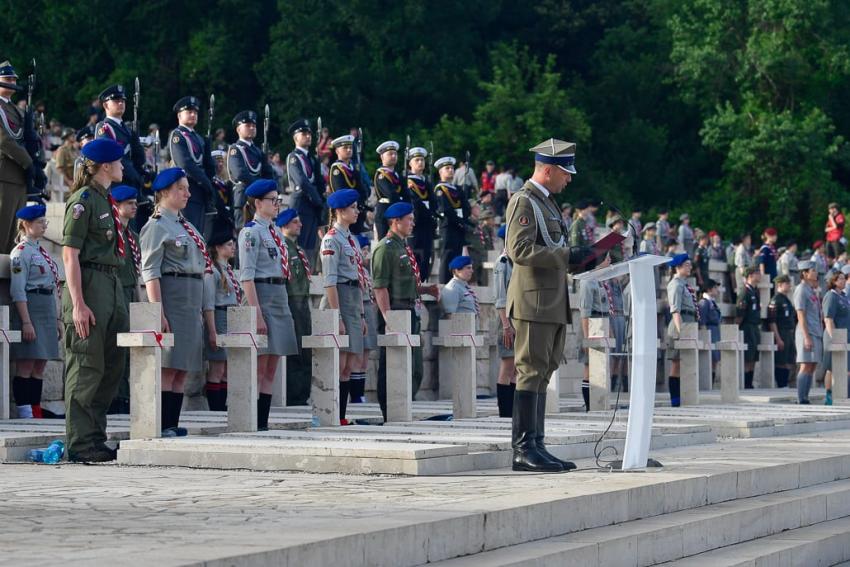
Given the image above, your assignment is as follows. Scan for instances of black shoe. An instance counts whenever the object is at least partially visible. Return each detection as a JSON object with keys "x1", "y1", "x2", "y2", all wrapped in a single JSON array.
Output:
[
  {"x1": 174, "y1": 426, "x2": 188, "y2": 437},
  {"x1": 536, "y1": 393, "x2": 575, "y2": 471},
  {"x1": 95, "y1": 443, "x2": 118, "y2": 460},
  {"x1": 161, "y1": 427, "x2": 178, "y2": 438},
  {"x1": 512, "y1": 390, "x2": 563, "y2": 473},
  {"x1": 68, "y1": 447, "x2": 116, "y2": 463}
]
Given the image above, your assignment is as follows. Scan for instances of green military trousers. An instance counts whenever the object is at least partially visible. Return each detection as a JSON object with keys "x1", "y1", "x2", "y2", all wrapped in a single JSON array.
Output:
[
  {"x1": 512, "y1": 318, "x2": 566, "y2": 393},
  {"x1": 62, "y1": 268, "x2": 129, "y2": 455}
]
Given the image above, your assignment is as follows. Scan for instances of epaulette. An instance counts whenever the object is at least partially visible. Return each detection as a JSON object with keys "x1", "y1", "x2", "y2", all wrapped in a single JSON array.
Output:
[
  {"x1": 244, "y1": 221, "x2": 256, "y2": 228},
  {"x1": 80, "y1": 190, "x2": 89, "y2": 200},
  {"x1": 327, "y1": 228, "x2": 337, "y2": 236},
  {"x1": 17, "y1": 244, "x2": 25, "y2": 250}
]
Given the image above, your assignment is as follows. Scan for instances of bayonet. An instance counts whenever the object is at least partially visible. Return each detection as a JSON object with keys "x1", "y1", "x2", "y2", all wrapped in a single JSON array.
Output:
[{"x1": 262, "y1": 103, "x2": 270, "y2": 154}]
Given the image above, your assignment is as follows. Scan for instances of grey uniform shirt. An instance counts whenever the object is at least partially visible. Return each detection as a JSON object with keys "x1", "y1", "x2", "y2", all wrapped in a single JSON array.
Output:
[
  {"x1": 320, "y1": 223, "x2": 361, "y2": 286},
  {"x1": 639, "y1": 238, "x2": 659, "y2": 255},
  {"x1": 441, "y1": 276, "x2": 478, "y2": 314},
  {"x1": 668, "y1": 276, "x2": 697, "y2": 319},
  {"x1": 823, "y1": 289, "x2": 850, "y2": 332},
  {"x1": 678, "y1": 224, "x2": 694, "y2": 251},
  {"x1": 494, "y1": 254, "x2": 512, "y2": 310},
  {"x1": 203, "y1": 263, "x2": 240, "y2": 311},
  {"x1": 655, "y1": 218, "x2": 670, "y2": 244},
  {"x1": 793, "y1": 282, "x2": 823, "y2": 337},
  {"x1": 10, "y1": 238, "x2": 56, "y2": 302},
  {"x1": 735, "y1": 245, "x2": 753, "y2": 271},
  {"x1": 606, "y1": 280, "x2": 625, "y2": 316},
  {"x1": 579, "y1": 279, "x2": 609, "y2": 318},
  {"x1": 140, "y1": 208, "x2": 207, "y2": 282},
  {"x1": 238, "y1": 216, "x2": 287, "y2": 280},
  {"x1": 779, "y1": 251, "x2": 798, "y2": 277}
]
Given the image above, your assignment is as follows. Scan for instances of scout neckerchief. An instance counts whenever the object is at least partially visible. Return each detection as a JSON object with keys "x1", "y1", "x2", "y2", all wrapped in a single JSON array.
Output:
[
  {"x1": 402, "y1": 238, "x2": 424, "y2": 313},
  {"x1": 408, "y1": 176, "x2": 428, "y2": 200},
  {"x1": 583, "y1": 215, "x2": 594, "y2": 243},
  {"x1": 107, "y1": 194, "x2": 126, "y2": 258},
  {"x1": 125, "y1": 225, "x2": 141, "y2": 276},
  {"x1": 267, "y1": 224, "x2": 291, "y2": 280},
  {"x1": 464, "y1": 281, "x2": 480, "y2": 314},
  {"x1": 33, "y1": 240, "x2": 60, "y2": 290},
  {"x1": 177, "y1": 216, "x2": 212, "y2": 274},
  {"x1": 333, "y1": 161, "x2": 356, "y2": 188},
  {"x1": 295, "y1": 241, "x2": 312, "y2": 281},
  {"x1": 346, "y1": 234, "x2": 368, "y2": 290},
  {"x1": 223, "y1": 261, "x2": 243, "y2": 304},
  {"x1": 684, "y1": 280, "x2": 700, "y2": 322},
  {"x1": 601, "y1": 281, "x2": 615, "y2": 316}
]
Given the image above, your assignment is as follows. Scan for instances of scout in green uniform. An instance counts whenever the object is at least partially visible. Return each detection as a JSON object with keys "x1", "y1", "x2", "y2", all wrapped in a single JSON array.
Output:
[
  {"x1": 466, "y1": 205, "x2": 495, "y2": 285},
  {"x1": 569, "y1": 199, "x2": 594, "y2": 248},
  {"x1": 372, "y1": 202, "x2": 439, "y2": 421},
  {"x1": 61, "y1": 138, "x2": 128, "y2": 462},
  {"x1": 504, "y1": 138, "x2": 597, "y2": 473},
  {"x1": 108, "y1": 185, "x2": 141, "y2": 414},
  {"x1": 276, "y1": 208, "x2": 313, "y2": 406},
  {"x1": 768, "y1": 275, "x2": 797, "y2": 388}
]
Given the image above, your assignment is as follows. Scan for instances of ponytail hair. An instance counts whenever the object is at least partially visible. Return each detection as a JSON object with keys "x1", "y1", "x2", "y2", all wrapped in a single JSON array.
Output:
[{"x1": 70, "y1": 157, "x2": 101, "y2": 194}]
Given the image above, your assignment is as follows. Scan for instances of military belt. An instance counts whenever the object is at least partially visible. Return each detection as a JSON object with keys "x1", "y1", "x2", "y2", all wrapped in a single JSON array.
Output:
[
  {"x1": 26, "y1": 288, "x2": 54, "y2": 296},
  {"x1": 390, "y1": 300, "x2": 417, "y2": 310},
  {"x1": 336, "y1": 279, "x2": 359, "y2": 287},
  {"x1": 162, "y1": 272, "x2": 202, "y2": 280},
  {"x1": 255, "y1": 277, "x2": 286, "y2": 285},
  {"x1": 590, "y1": 310, "x2": 607, "y2": 317},
  {"x1": 81, "y1": 262, "x2": 118, "y2": 275}
]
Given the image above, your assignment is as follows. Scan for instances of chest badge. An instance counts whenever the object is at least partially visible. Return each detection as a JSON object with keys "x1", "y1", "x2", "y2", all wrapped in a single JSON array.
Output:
[
  {"x1": 518, "y1": 215, "x2": 529, "y2": 226},
  {"x1": 106, "y1": 229, "x2": 114, "y2": 241}
]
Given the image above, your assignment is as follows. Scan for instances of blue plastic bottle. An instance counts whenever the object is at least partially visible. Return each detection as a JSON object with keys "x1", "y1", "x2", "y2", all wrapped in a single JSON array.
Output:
[{"x1": 29, "y1": 440, "x2": 64, "y2": 464}]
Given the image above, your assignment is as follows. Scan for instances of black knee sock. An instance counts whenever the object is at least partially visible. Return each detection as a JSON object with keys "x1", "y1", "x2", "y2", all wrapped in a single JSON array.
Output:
[
  {"x1": 669, "y1": 376, "x2": 681, "y2": 407},
  {"x1": 744, "y1": 371, "x2": 754, "y2": 389},
  {"x1": 221, "y1": 383, "x2": 228, "y2": 409},
  {"x1": 257, "y1": 393, "x2": 272, "y2": 429},
  {"x1": 173, "y1": 392, "x2": 184, "y2": 428},
  {"x1": 581, "y1": 381, "x2": 590, "y2": 412},
  {"x1": 12, "y1": 376, "x2": 27, "y2": 406},
  {"x1": 496, "y1": 384, "x2": 513, "y2": 417},
  {"x1": 349, "y1": 372, "x2": 366, "y2": 403},
  {"x1": 339, "y1": 381, "x2": 350, "y2": 421},
  {"x1": 161, "y1": 391, "x2": 173, "y2": 430},
  {"x1": 205, "y1": 383, "x2": 217, "y2": 411},
  {"x1": 30, "y1": 378, "x2": 43, "y2": 406},
  {"x1": 775, "y1": 367, "x2": 789, "y2": 388}
]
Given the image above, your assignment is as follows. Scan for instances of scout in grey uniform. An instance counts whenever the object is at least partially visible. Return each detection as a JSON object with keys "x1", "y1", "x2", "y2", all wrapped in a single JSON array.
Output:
[
  {"x1": 794, "y1": 260, "x2": 823, "y2": 404},
  {"x1": 666, "y1": 253, "x2": 698, "y2": 407},
  {"x1": 655, "y1": 210, "x2": 671, "y2": 247},
  {"x1": 734, "y1": 234, "x2": 753, "y2": 295},
  {"x1": 821, "y1": 271, "x2": 850, "y2": 406},
  {"x1": 238, "y1": 179, "x2": 299, "y2": 430},
  {"x1": 440, "y1": 255, "x2": 480, "y2": 316},
  {"x1": 678, "y1": 214, "x2": 695, "y2": 257},
  {"x1": 320, "y1": 189, "x2": 366, "y2": 424},
  {"x1": 351, "y1": 234, "x2": 378, "y2": 404},
  {"x1": 494, "y1": 224, "x2": 516, "y2": 417},
  {"x1": 640, "y1": 222, "x2": 663, "y2": 296},
  {"x1": 9, "y1": 204, "x2": 60, "y2": 419},
  {"x1": 779, "y1": 242, "x2": 799, "y2": 286},
  {"x1": 606, "y1": 277, "x2": 628, "y2": 393},
  {"x1": 229, "y1": 110, "x2": 274, "y2": 230},
  {"x1": 141, "y1": 168, "x2": 210, "y2": 437},
  {"x1": 578, "y1": 277, "x2": 610, "y2": 411},
  {"x1": 203, "y1": 223, "x2": 242, "y2": 411}
]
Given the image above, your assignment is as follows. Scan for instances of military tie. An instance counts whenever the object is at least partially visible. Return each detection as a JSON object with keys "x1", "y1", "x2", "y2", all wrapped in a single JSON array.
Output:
[
  {"x1": 178, "y1": 216, "x2": 212, "y2": 274},
  {"x1": 38, "y1": 245, "x2": 60, "y2": 290},
  {"x1": 268, "y1": 226, "x2": 291, "y2": 280},
  {"x1": 107, "y1": 194, "x2": 126, "y2": 258}
]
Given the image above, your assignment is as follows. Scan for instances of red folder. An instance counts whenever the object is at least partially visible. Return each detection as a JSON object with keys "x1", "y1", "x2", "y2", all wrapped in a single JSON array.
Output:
[{"x1": 579, "y1": 231, "x2": 626, "y2": 268}]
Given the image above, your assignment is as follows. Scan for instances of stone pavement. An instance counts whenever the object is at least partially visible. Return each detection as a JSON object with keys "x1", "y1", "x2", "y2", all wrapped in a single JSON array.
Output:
[{"x1": 6, "y1": 429, "x2": 850, "y2": 566}]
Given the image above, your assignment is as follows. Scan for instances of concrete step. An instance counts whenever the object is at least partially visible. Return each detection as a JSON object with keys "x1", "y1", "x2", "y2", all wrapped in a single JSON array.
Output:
[
  {"x1": 659, "y1": 515, "x2": 850, "y2": 566},
  {"x1": 428, "y1": 478, "x2": 850, "y2": 566}
]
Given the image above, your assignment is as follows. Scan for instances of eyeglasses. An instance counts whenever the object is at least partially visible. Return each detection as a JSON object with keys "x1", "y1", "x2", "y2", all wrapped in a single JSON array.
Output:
[{"x1": 260, "y1": 196, "x2": 284, "y2": 204}]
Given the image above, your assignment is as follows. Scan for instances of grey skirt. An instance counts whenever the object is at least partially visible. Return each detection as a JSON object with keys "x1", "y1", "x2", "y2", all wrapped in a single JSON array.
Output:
[
  {"x1": 363, "y1": 299, "x2": 378, "y2": 350},
  {"x1": 319, "y1": 283, "x2": 364, "y2": 354},
  {"x1": 611, "y1": 314, "x2": 626, "y2": 353},
  {"x1": 11, "y1": 291, "x2": 60, "y2": 360},
  {"x1": 498, "y1": 331, "x2": 515, "y2": 359},
  {"x1": 204, "y1": 307, "x2": 229, "y2": 362},
  {"x1": 796, "y1": 330, "x2": 823, "y2": 364},
  {"x1": 257, "y1": 282, "x2": 299, "y2": 356},
  {"x1": 161, "y1": 276, "x2": 204, "y2": 373}
]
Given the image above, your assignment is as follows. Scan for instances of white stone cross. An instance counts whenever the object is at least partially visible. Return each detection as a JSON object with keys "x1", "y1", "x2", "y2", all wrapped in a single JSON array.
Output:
[
  {"x1": 433, "y1": 312, "x2": 482, "y2": 419},
  {"x1": 217, "y1": 306, "x2": 268, "y2": 433},
  {"x1": 756, "y1": 332, "x2": 778, "y2": 388},
  {"x1": 0, "y1": 306, "x2": 22, "y2": 420},
  {"x1": 377, "y1": 310, "x2": 420, "y2": 422},
  {"x1": 584, "y1": 317, "x2": 613, "y2": 411},
  {"x1": 674, "y1": 322, "x2": 704, "y2": 406},
  {"x1": 697, "y1": 329, "x2": 714, "y2": 391},
  {"x1": 828, "y1": 328, "x2": 849, "y2": 400},
  {"x1": 302, "y1": 309, "x2": 349, "y2": 427},
  {"x1": 715, "y1": 324, "x2": 747, "y2": 403}
]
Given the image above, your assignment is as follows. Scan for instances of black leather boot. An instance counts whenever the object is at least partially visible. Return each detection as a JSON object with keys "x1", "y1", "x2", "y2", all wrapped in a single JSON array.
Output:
[
  {"x1": 512, "y1": 390, "x2": 563, "y2": 472},
  {"x1": 536, "y1": 393, "x2": 575, "y2": 471}
]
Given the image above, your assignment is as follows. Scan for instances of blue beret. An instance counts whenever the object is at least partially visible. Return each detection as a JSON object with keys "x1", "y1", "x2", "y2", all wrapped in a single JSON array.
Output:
[
  {"x1": 356, "y1": 235, "x2": 370, "y2": 248},
  {"x1": 275, "y1": 208, "x2": 299, "y2": 227},
  {"x1": 669, "y1": 253, "x2": 690, "y2": 268},
  {"x1": 81, "y1": 138, "x2": 124, "y2": 164},
  {"x1": 152, "y1": 167, "x2": 186, "y2": 192},
  {"x1": 327, "y1": 189, "x2": 359, "y2": 209},
  {"x1": 497, "y1": 224, "x2": 506, "y2": 239},
  {"x1": 245, "y1": 179, "x2": 278, "y2": 198},
  {"x1": 449, "y1": 255, "x2": 472, "y2": 270},
  {"x1": 15, "y1": 204, "x2": 46, "y2": 221},
  {"x1": 384, "y1": 202, "x2": 414, "y2": 219},
  {"x1": 110, "y1": 185, "x2": 138, "y2": 202}
]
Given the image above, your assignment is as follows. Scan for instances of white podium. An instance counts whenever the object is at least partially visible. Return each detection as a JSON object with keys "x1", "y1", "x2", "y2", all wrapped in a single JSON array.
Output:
[{"x1": 574, "y1": 254, "x2": 670, "y2": 470}]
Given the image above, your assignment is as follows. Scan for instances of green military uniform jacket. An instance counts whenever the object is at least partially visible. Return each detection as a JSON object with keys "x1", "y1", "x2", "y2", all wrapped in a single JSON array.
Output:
[
  {"x1": 117, "y1": 224, "x2": 140, "y2": 288},
  {"x1": 372, "y1": 232, "x2": 418, "y2": 307},
  {"x1": 505, "y1": 180, "x2": 586, "y2": 325},
  {"x1": 62, "y1": 183, "x2": 122, "y2": 267},
  {"x1": 284, "y1": 235, "x2": 311, "y2": 297}
]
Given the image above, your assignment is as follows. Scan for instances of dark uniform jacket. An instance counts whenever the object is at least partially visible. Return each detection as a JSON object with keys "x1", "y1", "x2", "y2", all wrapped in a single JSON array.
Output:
[
  {"x1": 435, "y1": 181, "x2": 471, "y2": 237},
  {"x1": 374, "y1": 167, "x2": 408, "y2": 205},
  {"x1": 408, "y1": 174, "x2": 438, "y2": 235},
  {"x1": 0, "y1": 99, "x2": 31, "y2": 184},
  {"x1": 286, "y1": 147, "x2": 325, "y2": 217},
  {"x1": 96, "y1": 117, "x2": 145, "y2": 189},
  {"x1": 737, "y1": 283, "x2": 761, "y2": 325},
  {"x1": 229, "y1": 139, "x2": 273, "y2": 210},
  {"x1": 170, "y1": 125, "x2": 214, "y2": 197}
]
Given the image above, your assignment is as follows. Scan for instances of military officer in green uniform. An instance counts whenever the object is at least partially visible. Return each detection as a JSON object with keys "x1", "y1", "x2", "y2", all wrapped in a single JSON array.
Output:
[
  {"x1": 505, "y1": 138, "x2": 598, "y2": 473},
  {"x1": 372, "y1": 202, "x2": 439, "y2": 421},
  {"x1": 276, "y1": 207, "x2": 313, "y2": 406},
  {"x1": 61, "y1": 138, "x2": 129, "y2": 462}
]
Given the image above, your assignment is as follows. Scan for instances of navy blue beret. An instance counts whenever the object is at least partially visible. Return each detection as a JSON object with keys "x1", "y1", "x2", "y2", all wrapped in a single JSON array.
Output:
[
  {"x1": 327, "y1": 189, "x2": 359, "y2": 209},
  {"x1": 497, "y1": 224, "x2": 506, "y2": 239},
  {"x1": 81, "y1": 138, "x2": 124, "y2": 163},
  {"x1": 152, "y1": 167, "x2": 187, "y2": 192},
  {"x1": 357, "y1": 235, "x2": 370, "y2": 248},
  {"x1": 275, "y1": 208, "x2": 299, "y2": 227},
  {"x1": 669, "y1": 253, "x2": 690, "y2": 268},
  {"x1": 384, "y1": 201, "x2": 414, "y2": 219},
  {"x1": 245, "y1": 179, "x2": 278, "y2": 198},
  {"x1": 110, "y1": 185, "x2": 138, "y2": 202},
  {"x1": 449, "y1": 255, "x2": 472, "y2": 270},
  {"x1": 16, "y1": 204, "x2": 46, "y2": 221}
]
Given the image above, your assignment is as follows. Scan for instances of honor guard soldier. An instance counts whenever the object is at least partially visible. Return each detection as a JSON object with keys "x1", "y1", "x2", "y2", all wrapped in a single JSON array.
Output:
[
  {"x1": 666, "y1": 253, "x2": 698, "y2": 407},
  {"x1": 0, "y1": 60, "x2": 33, "y2": 253},
  {"x1": 9, "y1": 204, "x2": 60, "y2": 419},
  {"x1": 372, "y1": 202, "x2": 439, "y2": 421},
  {"x1": 329, "y1": 135, "x2": 369, "y2": 234},
  {"x1": 229, "y1": 110, "x2": 273, "y2": 230},
  {"x1": 169, "y1": 96, "x2": 216, "y2": 235},
  {"x1": 109, "y1": 184, "x2": 141, "y2": 414},
  {"x1": 95, "y1": 84, "x2": 146, "y2": 191},
  {"x1": 276, "y1": 208, "x2": 313, "y2": 406},
  {"x1": 466, "y1": 205, "x2": 495, "y2": 285},
  {"x1": 210, "y1": 149, "x2": 234, "y2": 225},
  {"x1": 505, "y1": 138, "x2": 598, "y2": 473},
  {"x1": 435, "y1": 156, "x2": 472, "y2": 284},
  {"x1": 286, "y1": 118, "x2": 325, "y2": 263},
  {"x1": 62, "y1": 138, "x2": 129, "y2": 462},
  {"x1": 737, "y1": 267, "x2": 762, "y2": 389},
  {"x1": 373, "y1": 140, "x2": 408, "y2": 239},
  {"x1": 769, "y1": 274, "x2": 797, "y2": 388},
  {"x1": 440, "y1": 255, "x2": 480, "y2": 316},
  {"x1": 407, "y1": 146, "x2": 438, "y2": 281}
]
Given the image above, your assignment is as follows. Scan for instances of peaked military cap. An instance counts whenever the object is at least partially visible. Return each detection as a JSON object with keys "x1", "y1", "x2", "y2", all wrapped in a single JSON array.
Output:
[
  {"x1": 211, "y1": 149, "x2": 226, "y2": 160},
  {"x1": 15, "y1": 203, "x2": 46, "y2": 221},
  {"x1": 0, "y1": 60, "x2": 18, "y2": 79},
  {"x1": 408, "y1": 147, "x2": 428, "y2": 159},
  {"x1": 152, "y1": 167, "x2": 187, "y2": 192},
  {"x1": 233, "y1": 110, "x2": 258, "y2": 127},
  {"x1": 98, "y1": 84, "x2": 126, "y2": 102},
  {"x1": 245, "y1": 178, "x2": 278, "y2": 198},
  {"x1": 385, "y1": 201, "x2": 414, "y2": 219},
  {"x1": 376, "y1": 140, "x2": 399, "y2": 154},
  {"x1": 529, "y1": 138, "x2": 577, "y2": 174},
  {"x1": 669, "y1": 253, "x2": 691, "y2": 268},
  {"x1": 75, "y1": 126, "x2": 94, "y2": 142},
  {"x1": 288, "y1": 118, "x2": 311, "y2": 136},
  {"x1": 332, "y1": 135, "x2": 355, "y2": 148},
  {"x1": 275, "y1": 208, "x2": 299, "y2": 227},
  {"x1": 173, "y1": 96, "x2": 201, "y2": 113},
  {"x1": 81, "y1": 138, "x2": 124, "y2": 163},
  {"x1": 327, "y1": 189, "x2": 359, "y2": 209},
  {"x1": 434, "y1": 156, "x2": 456, "y2": 169},
  {"x1": 448, "y1": 255, "x2": 473, "y2": 270},
  {"x1": 110, "y1": 185, "x2": 138, "y2": 202}
]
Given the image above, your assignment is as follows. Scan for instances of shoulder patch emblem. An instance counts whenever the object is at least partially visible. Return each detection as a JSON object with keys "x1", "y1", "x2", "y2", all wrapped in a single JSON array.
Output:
[
  {"x1": 333, "y1": 169, "x2": 340, "y2": 176},
  {"x1": 322, "y1": 250, "x2": 335, "y2": 256},
  {"x1": 172, "y1": 135, "x2": 181, "y2": 144},
  {"x1": 16, "y1": 244, "x2": 24, "y2": 250},
  {"x1": 98, "y1": 126, "x2": 106, "y2": 136},
  {"x1": 518, "y1": 215, "x2": 529, "y2": 226},
  {"x1": 230, "y1": 148, "x2": 237, "y2": 156},
  {"x1": 72, "y1": 203, "x2": 85, "y2": 220},
  {"x1": 290, "y1": 157, "x2": 297, "y2": 164}
]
